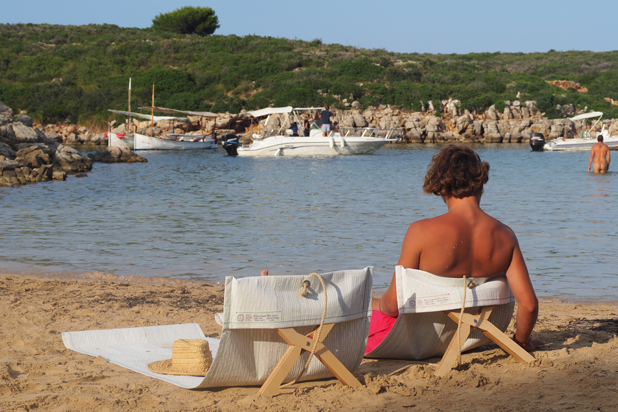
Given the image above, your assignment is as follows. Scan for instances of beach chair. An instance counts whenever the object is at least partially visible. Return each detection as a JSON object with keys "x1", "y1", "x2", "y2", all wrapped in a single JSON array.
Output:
[
  {"x1": 62, "y1": 267, "x2": 373, "y2": 396},
  {"x1": 364, "y1": 266, "x2": 534, "y2": 376}
]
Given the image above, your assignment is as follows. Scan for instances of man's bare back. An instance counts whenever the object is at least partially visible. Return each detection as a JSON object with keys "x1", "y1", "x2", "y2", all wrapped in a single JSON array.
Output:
[
  {"x1": 399, "y1": 196, "x2": 518, "y2": 279},
  {"x1": 589, "y1": 140, "x2": 610, "y2": 173}
]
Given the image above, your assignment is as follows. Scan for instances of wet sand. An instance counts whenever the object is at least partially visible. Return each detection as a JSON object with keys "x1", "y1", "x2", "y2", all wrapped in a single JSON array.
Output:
[{"x1": 2, "y1": 272, "x2": 617, "y2": 411}]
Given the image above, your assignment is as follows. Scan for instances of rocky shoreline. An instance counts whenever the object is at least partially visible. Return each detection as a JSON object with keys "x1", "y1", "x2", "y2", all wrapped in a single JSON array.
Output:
[
  {"x1": 106, "y1": 99, "x2": 617, "y2": 145},
  {"x1": 0, "y1": 102, "x2": 146, "y2": 187}
]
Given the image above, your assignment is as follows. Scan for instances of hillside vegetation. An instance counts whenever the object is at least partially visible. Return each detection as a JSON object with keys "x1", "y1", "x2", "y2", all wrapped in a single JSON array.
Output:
[{"x1": 2, "y1": 23, "x2": 618, "y2": 125}]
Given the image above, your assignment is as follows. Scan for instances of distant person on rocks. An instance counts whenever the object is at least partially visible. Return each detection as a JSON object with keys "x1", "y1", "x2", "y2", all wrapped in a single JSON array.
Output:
[
  {"x1": 304, "y1": 115, "x2": 311, "y2": 137},
  {"x1": 588, "y1": 135, "x2": 610, "y2": 173},
  {"x1": 320, "y1": 106, "x2": 334, "y2": 137}
]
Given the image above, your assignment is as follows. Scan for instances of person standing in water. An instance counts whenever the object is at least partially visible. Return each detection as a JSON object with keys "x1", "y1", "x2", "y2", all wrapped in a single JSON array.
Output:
[{"x1": 588, "y1": 135, "x2": 610, "y2": 173}]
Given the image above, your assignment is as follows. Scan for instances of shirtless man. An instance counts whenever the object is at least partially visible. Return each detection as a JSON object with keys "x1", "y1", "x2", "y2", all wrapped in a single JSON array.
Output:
[
  {"x1": 372, "y1": 145, "x2": 544, "y2": 352},
  {"x1": 588, "y1": 135, "x2": 610, "y2": 173}
]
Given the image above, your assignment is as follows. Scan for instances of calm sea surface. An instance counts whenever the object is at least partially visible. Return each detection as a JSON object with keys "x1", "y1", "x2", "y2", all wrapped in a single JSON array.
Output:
[{"x1": 1, "y1": 145, "x2": 617, "y2": 300}]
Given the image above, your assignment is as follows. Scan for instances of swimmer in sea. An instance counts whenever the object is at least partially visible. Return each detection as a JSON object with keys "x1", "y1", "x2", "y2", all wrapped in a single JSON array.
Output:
[{"x1": 588, "y1": 135, "x2": 610, "y2": 174}]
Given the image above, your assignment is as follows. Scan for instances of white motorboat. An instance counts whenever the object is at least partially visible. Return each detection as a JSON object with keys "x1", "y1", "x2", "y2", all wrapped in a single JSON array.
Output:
[
  {"x1": 134, "y1": 133, "x2": 217, "y2": 151},
  {"x1": 544, "y1": 111, "x2": 618, "y2": 151},
  {"x1": 228, "y1": 107, "x2": 400, "y2": 156}
]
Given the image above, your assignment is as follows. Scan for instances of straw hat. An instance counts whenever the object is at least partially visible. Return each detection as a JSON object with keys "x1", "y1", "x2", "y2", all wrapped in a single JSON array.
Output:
[{"x1": 147, "y1": 339, "x2": 212, "y2": 376}]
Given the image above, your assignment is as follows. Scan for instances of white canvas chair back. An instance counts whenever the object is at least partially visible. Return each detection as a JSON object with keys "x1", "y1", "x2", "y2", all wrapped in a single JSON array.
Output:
[
  {"x1": 365, "y1": 266, "x2": 515, "y2": 360},
  {"x1": 62, "y1": 267, "x2": 373, "y2": 390}
]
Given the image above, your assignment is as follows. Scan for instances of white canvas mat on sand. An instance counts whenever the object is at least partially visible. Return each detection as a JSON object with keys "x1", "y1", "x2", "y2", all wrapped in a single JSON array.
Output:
[{"x1": 62, "y1": 267, "x2": 373, "y2": 389}]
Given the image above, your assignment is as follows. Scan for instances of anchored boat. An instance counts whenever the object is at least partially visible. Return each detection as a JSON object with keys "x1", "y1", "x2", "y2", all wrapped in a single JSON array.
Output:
[
  {"x1": 226, "y1": 107, "x2": 401, "y2": 157},
  {"x1": 544, "y1": 112, "x2": 618, "y2": 151},
  {"x1": 133, "y1": 106, "x2": 218, "y2": 151}
]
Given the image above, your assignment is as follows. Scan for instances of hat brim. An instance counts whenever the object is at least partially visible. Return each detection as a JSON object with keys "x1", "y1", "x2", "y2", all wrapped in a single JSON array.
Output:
[{"x1": 147, "y1": 359, "x2": 206, "y2": 377}]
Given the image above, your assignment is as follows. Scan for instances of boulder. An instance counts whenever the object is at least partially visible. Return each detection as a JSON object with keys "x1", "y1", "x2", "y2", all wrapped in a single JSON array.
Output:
[
  {"x1": 88, "y1": 133, "x2": 107, "y2": 145},
  {"x1": 485, "y1": 106, "x2": 499, "y2": 121},
  {"x1": 503, "y1": 107, "x2": 513, "y2": 120},
  {"x1": 472, "y1": 120, "x2": 484, "y2": 136},
  {"x1": 351, "y1": 101, "x2": 362, "y2": 109},
  {"x1": 0, "y1": 124, "x2": 16, "y2": 144},
  {"x1": 531, "y1": 120, "x2": 551, "y2": 136},
  {"x1": 340, "y1": 114, "x2": 355, "y2": 128},
  {"x1": 11, "y1": 122, "x2": 39, "y2": 144},
  {"x1": 52, "y1": 169, "x2": 67, "y2": 181},
  {"x1": 15, "y1": 146, "x2": 52, "y2": 168},
  {"x1": 482, "y1": 121, "x2": 500, "y2": 136},
  {"x1": 15, "y1": 115, "x2": 33, "y2": 127},
  {"x1": 87, "y1": 146, "x2": 148, "y2": 163},
  {"x1": 352, "y1": 113, "x2": 368, "y2": 128},
  {"x1": 0, "y1": 159, "x2": 20, "y2": 172},
  {"x1": 511, "y1": 107, "x2": 522, "y2": 119},
  {"x1": 54, "y1": 144, "x2": 93, "y2": 172},
  {"x1": 0, "y1": 142, "x2": 16, "y2": 159},
  {"x1": 46, "y1": 131, "x2": 63, "y2": 142},
  {"x1": 0, "y1": 101, "x2": 13, "y2": 126},
  {"x1": 64, "y1": 133, "x2": 81, "y2": 145},
  {"x1": 455, "y1": 115, "x2": 471, "y2": 134}
]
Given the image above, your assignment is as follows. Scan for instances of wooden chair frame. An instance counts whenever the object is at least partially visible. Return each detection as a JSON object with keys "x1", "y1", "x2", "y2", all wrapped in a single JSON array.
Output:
[
  {"x1": 434, "y1": 306, "x2": 535, "y2": 377},
  {"x1": 259, "y1": 323, "x2": 362, "y2": 397}
]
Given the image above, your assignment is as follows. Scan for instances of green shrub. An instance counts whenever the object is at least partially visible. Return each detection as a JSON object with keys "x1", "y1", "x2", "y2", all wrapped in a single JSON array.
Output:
[{"x1": 152, "y1": 6, "x2": 219, "y2": 36}]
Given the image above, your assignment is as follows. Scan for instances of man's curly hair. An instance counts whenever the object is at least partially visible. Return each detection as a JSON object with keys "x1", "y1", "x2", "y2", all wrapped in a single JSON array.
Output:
[{"x1": 422, "y1": 144, "x2": 490, "y2": 198}]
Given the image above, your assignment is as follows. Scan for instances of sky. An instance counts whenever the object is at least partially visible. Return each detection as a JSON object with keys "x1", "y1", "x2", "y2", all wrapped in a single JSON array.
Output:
[{"x1": 1, "y1": 0, "x2": 617, "y2": 54}]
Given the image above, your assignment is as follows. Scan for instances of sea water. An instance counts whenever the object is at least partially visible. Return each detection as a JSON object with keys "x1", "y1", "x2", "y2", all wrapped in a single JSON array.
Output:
[{"x1": 1, "y1": 145, "x2": 616, "y2": 300}]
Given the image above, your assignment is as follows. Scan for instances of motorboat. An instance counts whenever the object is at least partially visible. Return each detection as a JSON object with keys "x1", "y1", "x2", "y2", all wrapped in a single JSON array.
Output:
[
  {"x1": 227, "y1": 107, "x2": 401, "y2": 156},
  {"x1": 544, "y1": 112, "x2": 618, "y2": 151}
]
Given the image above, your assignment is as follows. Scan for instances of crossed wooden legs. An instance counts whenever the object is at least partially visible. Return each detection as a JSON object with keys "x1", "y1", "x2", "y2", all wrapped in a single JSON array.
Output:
[
  {"x1": 434, "y1": 306, "x2": 535, "y2": 377},
  {"x1": 259, "y1": 323, "x2": 362, "y2": 397}
]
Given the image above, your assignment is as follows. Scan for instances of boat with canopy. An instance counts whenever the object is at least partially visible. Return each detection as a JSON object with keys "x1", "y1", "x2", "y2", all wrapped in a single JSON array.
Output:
[
  {"x1": 544, "y1": 111, "x2": 618, "y2": 151},
  {"x1": 231, "y1": 107, "x2": 401, "y2": 156}
]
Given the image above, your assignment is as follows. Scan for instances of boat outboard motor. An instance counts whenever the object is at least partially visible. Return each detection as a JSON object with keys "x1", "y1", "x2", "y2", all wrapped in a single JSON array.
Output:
[
  {"x1": 529, "y1": 132, "x2": 545, "y2": 151},
  {"x1": 221, "y1": 134, "x2": 239, "y2": 156}
]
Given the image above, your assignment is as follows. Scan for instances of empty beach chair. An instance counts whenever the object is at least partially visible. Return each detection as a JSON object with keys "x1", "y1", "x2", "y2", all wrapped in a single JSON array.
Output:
[
  {"x1": 62, "y1": 267, "x2": 373, "y2": 395},
  {"x1": 365, "y1": 266, "x2": 534, "y2": 376}
]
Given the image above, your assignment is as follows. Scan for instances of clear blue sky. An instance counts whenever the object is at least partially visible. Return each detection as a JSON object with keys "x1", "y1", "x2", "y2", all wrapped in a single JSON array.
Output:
[{"x1": 2, "y1": 0, "x2": 616, "y2": 54}]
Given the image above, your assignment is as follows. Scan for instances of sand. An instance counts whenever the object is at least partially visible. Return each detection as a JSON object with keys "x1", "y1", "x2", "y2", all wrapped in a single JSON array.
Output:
[{"x1": 1, "y1": 272, "x2": 617, "y2": 411}]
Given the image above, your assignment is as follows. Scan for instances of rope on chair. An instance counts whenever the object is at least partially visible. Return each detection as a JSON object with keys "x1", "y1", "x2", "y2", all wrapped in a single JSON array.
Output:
[
  {"x1": 281, "y1": 272, "x2": 328, "y2": 388},
  {"x1": 456, "y1": 275, "x2": 468, "y2": 367}
]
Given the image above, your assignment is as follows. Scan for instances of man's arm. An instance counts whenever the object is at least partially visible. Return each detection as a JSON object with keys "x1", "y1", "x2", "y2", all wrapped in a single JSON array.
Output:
[
  {"x1": 606, "y1": 146, "x2": 611, "y2": 168},
  {"x1": 379, "y1": 222, "x2": 423, "y2": 316},
  {"x1": 588, "y1": 148, "x2": 595, "y2": 172},
  {"x1": 504, "y1": 236, "x2": 543, "y2": 350}
]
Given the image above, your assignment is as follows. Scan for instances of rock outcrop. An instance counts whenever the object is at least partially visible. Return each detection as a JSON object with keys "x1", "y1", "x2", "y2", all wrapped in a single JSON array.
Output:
[
  {"x1": 0, "y1": 102, "x2": 95, "y2": 187},
  {"x1": 87, "y1": 146, "x2": 147, "y2": 163}
]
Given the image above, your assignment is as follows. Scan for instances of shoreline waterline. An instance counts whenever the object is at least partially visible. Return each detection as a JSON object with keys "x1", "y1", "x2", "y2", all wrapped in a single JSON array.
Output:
[{"x1": 2, "y1": 269, "x2": 616, "y2": 305}]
